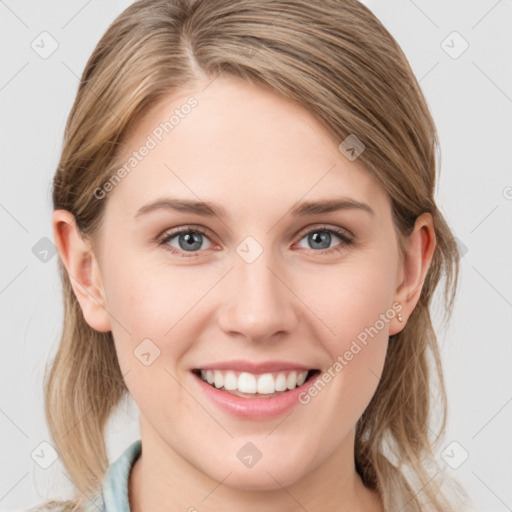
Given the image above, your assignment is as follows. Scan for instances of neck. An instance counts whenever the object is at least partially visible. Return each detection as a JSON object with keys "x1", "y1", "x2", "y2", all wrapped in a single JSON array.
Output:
[{"x1": 128, "y1": 417, "x2": 383, "y2": 512}]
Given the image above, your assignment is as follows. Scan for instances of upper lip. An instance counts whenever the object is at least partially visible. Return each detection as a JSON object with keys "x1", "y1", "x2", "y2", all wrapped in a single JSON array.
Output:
[{"x1": 193, "y1": 360, "x2": 317, "y2": 374}]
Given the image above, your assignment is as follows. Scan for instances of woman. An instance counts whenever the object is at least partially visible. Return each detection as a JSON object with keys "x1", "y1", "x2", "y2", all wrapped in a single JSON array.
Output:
[{"x1": 33, "y1": 0, "x2": 469, "y2": 510}]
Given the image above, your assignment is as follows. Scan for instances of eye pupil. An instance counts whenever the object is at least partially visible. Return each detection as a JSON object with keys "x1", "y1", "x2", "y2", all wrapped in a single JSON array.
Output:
[
  {"x1": 309, "y1": 231, "x2": 331, "y2": 249},
  {"x1": 179, "y1": 232, "x2": 202, "y2": 251},
  {"x1": 164, "y1": 226, "x2": 347, "y2": 257}
]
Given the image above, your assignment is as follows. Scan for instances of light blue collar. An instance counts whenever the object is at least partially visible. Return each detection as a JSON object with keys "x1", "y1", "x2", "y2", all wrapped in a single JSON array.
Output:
[{"x1": 86, "y1": 439, "x2": 142, "y2": 512}]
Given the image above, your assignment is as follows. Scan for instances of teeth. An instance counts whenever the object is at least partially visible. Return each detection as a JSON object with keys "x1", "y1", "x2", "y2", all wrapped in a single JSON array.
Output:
[
  {"x1": 257, "y1": 373, "x2": 275, "y2": 394},
  {"x1": 274, "y1": 373, "x2": 287, "y2": 392},
  {"x1": 198, "y1": 369, "x2": 310, "y2": 394},
  {"x1": 297, "y1": 371, "x2": 307, "y2": 386},
  {"x1": 238, "y1": 372, "x2": 257, "y2": 393},
  {"x1": 223, "y1": 371, "x2": 238, "y2": 390},
  {"x1": 286, "y1": 371, "x2": 298, "y2": 390},
  {"x1": 214, "y1": 370, "x2": 224, "y2": 389}
]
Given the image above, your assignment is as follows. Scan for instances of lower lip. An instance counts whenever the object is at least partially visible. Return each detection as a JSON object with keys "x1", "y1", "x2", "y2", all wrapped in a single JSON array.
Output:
[{"x1": 192, "y1": 371, "x2": 319, "y2": 420}]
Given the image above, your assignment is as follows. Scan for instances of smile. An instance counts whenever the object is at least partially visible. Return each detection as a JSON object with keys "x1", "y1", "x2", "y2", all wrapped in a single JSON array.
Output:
[
  {"x1": 193, "y1": 369, "x2": 318, "y2": 397},
  {"x1": 191, "y1": 362, "x2": 321, "y2": 419}
]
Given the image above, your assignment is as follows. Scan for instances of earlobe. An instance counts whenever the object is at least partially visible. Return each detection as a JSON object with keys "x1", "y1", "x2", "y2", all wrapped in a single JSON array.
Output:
[
  {"x1": 52, "y1": 209, "x2": 112, "y2": 332},
  {"x1": 390, "y1": 212, "x2": 436, "y2": 336}
]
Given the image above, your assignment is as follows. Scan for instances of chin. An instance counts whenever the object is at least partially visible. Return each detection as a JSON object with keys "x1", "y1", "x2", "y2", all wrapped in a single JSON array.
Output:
[
  {"x1": 222, "y1": 471, "x2": 301, "y2": 492},
  {"x1": 203, "y1": 457, "x2": 309, "y2": 491}
]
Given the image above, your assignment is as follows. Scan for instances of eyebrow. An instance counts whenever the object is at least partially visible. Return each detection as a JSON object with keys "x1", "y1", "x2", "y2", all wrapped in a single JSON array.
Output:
[{"x1": 134, "y1": 197, "x2": 375, "y2": 219}]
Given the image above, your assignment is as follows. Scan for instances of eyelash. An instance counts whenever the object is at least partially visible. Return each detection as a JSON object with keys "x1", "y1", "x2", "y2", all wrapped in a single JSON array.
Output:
[{"x1": 157, "y1": 225, "x2": 354, "y2": 259}]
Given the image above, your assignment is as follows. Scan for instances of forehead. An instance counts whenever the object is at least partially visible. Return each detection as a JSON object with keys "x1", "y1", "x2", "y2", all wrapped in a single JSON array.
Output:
[{"x1": 105, "y1": 75, "x2": 389, "y2": 220}]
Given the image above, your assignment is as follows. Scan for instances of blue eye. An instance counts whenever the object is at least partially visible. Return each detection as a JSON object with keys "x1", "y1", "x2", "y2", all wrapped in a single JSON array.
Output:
[
  {"x1": 297, "y1": 227, "x2": 353, "y2": 252},
  {"x1": 158, "y1": 225, "x2": 353, "y2": 258},
  {"x1": 159, "y1": 227, "x2": 211, "y2": 258}
]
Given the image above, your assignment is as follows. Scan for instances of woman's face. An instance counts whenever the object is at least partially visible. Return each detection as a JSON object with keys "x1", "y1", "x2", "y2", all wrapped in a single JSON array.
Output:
[{"x1": 81, "y1": 75, "x2": 408, "y2": 490}]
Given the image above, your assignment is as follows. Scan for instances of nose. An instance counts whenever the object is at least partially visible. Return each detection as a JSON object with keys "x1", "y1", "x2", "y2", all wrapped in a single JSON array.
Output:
[{"x1": 217, "y1": 248, "x2": 298, "y2": 343}]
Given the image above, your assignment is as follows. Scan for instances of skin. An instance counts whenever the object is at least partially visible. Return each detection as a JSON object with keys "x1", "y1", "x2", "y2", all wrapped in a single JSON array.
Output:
[{"x1": 53, "y1": 74, "x2": 435, "y2": 512}]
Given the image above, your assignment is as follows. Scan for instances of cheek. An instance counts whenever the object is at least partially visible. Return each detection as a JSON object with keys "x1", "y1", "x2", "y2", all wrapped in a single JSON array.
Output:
[
  {"x1": 100, "y1": 251, "x2": 190, "y2": 371},
  {"x1": 296, "y1": 246, "x2": 396, "y2": 420},
  {"x1": 104, "y1": 258, "x2": 200, "y2": 426},
  {"x1": 298, "y1": 268, "x2": 393, "y2": 442},
  {"x1": 303, "y1": 252, "x2": 397, "y2": 355},
  {"x1": 103, "y1": 247, "x2": 189, "y2": 333}
]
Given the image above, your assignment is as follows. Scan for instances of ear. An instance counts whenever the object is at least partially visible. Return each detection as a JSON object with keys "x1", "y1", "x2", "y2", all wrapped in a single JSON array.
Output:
[
  {"x1": 389, "y1": 212, "x2": 436, "y2": 336},
  {"x1": 52, "y1": 209, "x2": 111, "y2": 332}
]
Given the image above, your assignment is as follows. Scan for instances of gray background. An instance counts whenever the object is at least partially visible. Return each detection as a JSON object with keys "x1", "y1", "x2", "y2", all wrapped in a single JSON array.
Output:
[{"x1": 1, "y1": 1, "x2": 511, "y2": 510}]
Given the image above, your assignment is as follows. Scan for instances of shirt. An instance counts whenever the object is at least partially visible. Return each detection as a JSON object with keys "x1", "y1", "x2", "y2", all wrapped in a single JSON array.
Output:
[
  {"x1": 98, "y1": 439, "x2": 141, "y2": 512},
  {"x1": 26, "y1": 439, "x2": 142, "y2": 512}
]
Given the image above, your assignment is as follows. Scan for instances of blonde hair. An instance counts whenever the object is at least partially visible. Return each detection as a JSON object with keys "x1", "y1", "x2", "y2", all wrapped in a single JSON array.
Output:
[{"x1": 39, "y1": 0, "x2": 468, "y2": 510}]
